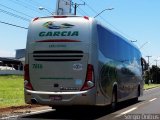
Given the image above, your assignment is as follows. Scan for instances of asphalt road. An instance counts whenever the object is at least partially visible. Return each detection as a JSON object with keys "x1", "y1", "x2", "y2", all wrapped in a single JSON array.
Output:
[{"x1": 3, "y1": 87, "x2": 160, "y2": 120}]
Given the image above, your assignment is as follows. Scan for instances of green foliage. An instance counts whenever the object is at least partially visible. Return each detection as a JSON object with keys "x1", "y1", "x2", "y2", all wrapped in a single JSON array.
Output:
[
  {"x1": 144, "y1": 65, "x2": 160, "y2": 84},
  {"x1": 0, "y1": 75, "x2": 25, "y2": 108},
  {"x1": 150, "y1": 65, "x2": 160, "y2": 84},
  {"x1": 144, "y1": 84, "x2": 160, "y2": 90}
]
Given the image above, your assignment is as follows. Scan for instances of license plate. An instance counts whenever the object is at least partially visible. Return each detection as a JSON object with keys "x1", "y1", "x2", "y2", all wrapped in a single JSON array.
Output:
[{"x1": 50, "y1": 95, "x2": 62, "y2": 101}]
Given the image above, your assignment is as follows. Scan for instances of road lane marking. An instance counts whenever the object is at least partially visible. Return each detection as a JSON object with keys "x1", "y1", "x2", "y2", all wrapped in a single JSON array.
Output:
[
  {"x1": 115, "y1": 107, "x2": 137, "y2": 118},
  {"x1": 149, "y1": 98, "x2": 157, "y2": 102},
  {"x1": 1, "y1": 115, "x2": 19, "y2": 120},
  {"x1": 28, "y1": 108, "x2": 53, "y2": 115},
  {"x1": 1, "y1": 108, "x2": 53, "y2": 120}
]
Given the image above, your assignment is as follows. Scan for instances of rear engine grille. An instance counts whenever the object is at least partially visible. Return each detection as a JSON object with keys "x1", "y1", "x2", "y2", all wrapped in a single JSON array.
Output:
[{"x1": 33, "y1": 50, "x2": 83, "y2": 61}]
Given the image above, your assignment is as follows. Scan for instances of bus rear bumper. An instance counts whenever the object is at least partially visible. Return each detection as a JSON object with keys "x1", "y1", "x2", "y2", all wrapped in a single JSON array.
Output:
[{"x1": 25, "y1": 89, "x2": 96, "y2": 106}]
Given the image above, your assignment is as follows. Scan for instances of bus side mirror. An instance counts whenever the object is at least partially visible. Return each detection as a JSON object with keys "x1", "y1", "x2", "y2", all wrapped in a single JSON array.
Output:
[{"x1": 141, "y1": 58, "x2": 148, "y2": 71}]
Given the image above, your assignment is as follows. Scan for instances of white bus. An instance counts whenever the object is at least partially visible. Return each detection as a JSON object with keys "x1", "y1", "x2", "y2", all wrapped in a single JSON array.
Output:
[{"x1": 24, "y1": 16, "x2": 147, "y2": 108}]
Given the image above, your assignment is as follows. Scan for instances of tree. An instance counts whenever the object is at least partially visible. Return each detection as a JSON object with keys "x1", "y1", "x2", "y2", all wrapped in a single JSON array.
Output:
[
  {"x1": 150, "y1": 65, "x2": 160, "y2": 84},
  {"x1": 144, "y1": 70, "x2": 150, "y2": 84}
]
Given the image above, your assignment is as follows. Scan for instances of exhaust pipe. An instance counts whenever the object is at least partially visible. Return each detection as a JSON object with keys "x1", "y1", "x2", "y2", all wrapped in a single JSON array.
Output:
[{"x1": 31, "y1": 98, "x2": 38, "y2": 104}]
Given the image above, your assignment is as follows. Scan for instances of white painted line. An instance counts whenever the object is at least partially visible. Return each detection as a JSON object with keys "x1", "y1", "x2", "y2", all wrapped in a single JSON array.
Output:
[
  {"x1": 27, "y1": 108, "x2": 53, "y2": 115},
  {"x1": 1, "y1": 115, "x2": 19, "y2": 120},
  {"x1": 149, "y1": 98, "x2": 157, "y2": 102},
  {"x1": 1, "y1": 108, "x2": 53, "y2": 120},
  {"x1": 115, "y1": 107, "x2": 137, "y2": 118}
]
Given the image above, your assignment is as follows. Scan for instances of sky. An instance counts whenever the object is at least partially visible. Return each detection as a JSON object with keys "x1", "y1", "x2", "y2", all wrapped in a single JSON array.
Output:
[{"x1": 0, "y1": 0, "x2": 160, "y2": 66}]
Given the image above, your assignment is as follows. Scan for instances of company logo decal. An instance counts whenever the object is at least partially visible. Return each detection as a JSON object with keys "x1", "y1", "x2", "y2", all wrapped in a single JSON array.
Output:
[
  {"x1": 39, "y1": 31, "x2": 79, "y2": 37},
  {"x1": 43, "y1": 21, "x2": 74, "y2": 29}
]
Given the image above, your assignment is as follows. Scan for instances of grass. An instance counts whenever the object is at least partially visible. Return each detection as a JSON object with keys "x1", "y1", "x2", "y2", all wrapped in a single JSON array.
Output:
[
  {"x1": 144, "y1": 83, "x2": 160, "y2": 90},
  {"x1": 0, "y1": 75, "x2": 25, "y2": 108}
]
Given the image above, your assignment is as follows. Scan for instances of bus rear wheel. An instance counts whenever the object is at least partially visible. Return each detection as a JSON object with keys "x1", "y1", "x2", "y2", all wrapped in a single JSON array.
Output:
[
  {"x1": 133, "y1": 86, "x2": 140, "y2": 102},
  {"x1": 111, "y1": 88, "x2": 117, "y2": 111}
]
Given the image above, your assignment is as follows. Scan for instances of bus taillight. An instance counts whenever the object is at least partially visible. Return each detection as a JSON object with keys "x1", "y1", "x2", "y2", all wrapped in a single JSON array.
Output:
[
  {"x1": 33, "y1": 17, "x2": 39, "y2": 21},
  {"x1": 84, "y1": 16, "x2": 89, "y2": 20},
  {"x1": 24, "y1": 64, "x2": 33, "y2": 90},
  {"x1": 80, "y1": 64, "x2": 95, "y2": 91}
]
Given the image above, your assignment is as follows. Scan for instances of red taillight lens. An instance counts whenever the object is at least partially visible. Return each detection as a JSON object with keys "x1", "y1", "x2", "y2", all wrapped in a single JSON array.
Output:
[
  {"x1": 80, "y1": 64, "x2": 95, "y2": 91},
  {"x1": 24, "y1": 64, "x2": 29, "y2": 80},
  {"x1": 86, "y1": 64, "x2": 93, "y2": 80},
  {"x1": 24, "y1": 80, "x2": 33, "y2": 90},
  {"x1": 33, "y1": 17, "x2": 39, "y2": 21},
  {"x1": 53, "y1": 16, "x2": 67, "y2": 18},
  {"x1": 24, "y1": 64, "x2": 33, "y2": 90},
  {"x1": 84, "y1": 16, "x2": 89, "y2": 20}
]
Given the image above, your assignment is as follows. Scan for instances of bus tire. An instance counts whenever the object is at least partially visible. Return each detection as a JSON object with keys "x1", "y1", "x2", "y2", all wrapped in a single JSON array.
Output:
[
  {"x1": 135, "y1": 85, "x2": 140, "y2": 102},
  {"x1": 138, "y1": 85, "x2": 140, "y2": 97},
  {"x1": 111, "y1": 87, "x2": 117, "y2": 111},
  {"x1": 132, "y1": 86, "x2": 140, "y2": 103}
]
